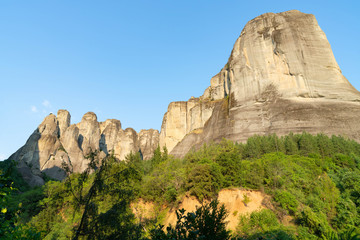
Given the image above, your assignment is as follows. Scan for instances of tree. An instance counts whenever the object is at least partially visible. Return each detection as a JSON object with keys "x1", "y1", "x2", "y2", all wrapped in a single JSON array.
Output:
[
  {"x1": 186, "y1": 164, "x2": 223, "y2": 201},
  {"x1": 62, "y1": 152, "x2": 143, "y2": 240},
  {"x1": 150, "y1": 200, "x2": 232, "y2": 240}
]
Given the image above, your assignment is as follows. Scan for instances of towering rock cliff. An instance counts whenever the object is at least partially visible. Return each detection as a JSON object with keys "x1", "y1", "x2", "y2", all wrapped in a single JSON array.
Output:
[
  {"x1": 8, "y1": 10, "x2": 360, "y2": 184},
  {"x1": 9, "y1": 110, "x2": 159, "y2": 186},
  {"x1": 160, "y1": 10, "x2": 360, "y2": 155}
]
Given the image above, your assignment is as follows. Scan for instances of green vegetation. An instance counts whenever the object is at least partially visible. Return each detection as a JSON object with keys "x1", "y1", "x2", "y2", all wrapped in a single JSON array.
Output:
[
  {"x1": 2, "y1": 132, "x2": 360, "y2": 239},
  {"x1": 0, "y1": 161, "x2": 41, "y2": 239},
  {"x1": 236, "y1": 209, "x2": 294, "y2": 239},
  {"x1": 242, "y1": 194, "x2": 251, "y2": 206}
]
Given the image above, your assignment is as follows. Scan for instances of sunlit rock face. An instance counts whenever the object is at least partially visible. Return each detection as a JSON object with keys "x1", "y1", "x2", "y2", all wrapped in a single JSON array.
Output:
[
  {"x1": 9, "y1": 111, "x2": 159, "y2": 186},
  {"x1": 161, "y1": 10, "x2": 360, "y2": 156},
  {"x1": 202, "y1": 10, "x2": 360, "y2": 104},
  {"x1": 159, "y1": 98, "x2": 216, "y2": 152}
]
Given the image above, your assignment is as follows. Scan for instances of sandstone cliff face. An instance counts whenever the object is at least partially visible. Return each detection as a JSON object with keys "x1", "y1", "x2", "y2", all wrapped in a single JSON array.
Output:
[
  {"x1": 161, "y1": 10, "x2": 360, "y2": 156},
  {"x1": 10, "y1": 110, "x2": 159, "y2": 186},
  {"x1": 159, "y1": 98, "x2": 216, "y2": 152},
  {"x1": 139, "y1": 129, "x2": 160, "y2": 160}
]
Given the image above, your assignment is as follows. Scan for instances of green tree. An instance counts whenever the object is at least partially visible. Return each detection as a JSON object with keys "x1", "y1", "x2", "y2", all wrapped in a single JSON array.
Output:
[
  {"x1": 185, "y1": 163, "x2": 223, "y2": 201},
  {"x1": 150, "y1": 200, "x2": 231, "y2": 240},
  {"x1": 61, "y1": 152, "x2": 143, "y2": 240},
  {"x1": 274, "y1": 190, "x2": 298, "y2": 215},
  {"x1": 299, "y1": 132, "x2": 319, "y2": 156},
  {"x1": 284, "y1": 133, "x2": 299, "y2": 155}
]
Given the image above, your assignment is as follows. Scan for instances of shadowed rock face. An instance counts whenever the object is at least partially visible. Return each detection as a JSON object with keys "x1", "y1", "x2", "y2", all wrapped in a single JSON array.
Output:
[
  {"x1": 161, "y1": 10, "x2": 360, "y2": 156},
  {"x1": 9, "y1": 110, "x2": 159, "y2": 186}
]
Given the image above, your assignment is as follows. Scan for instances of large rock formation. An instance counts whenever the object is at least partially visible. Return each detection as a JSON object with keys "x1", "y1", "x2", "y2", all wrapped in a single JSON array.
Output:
[
  {"x1": 160, "y1": 10, "x2": 360, "y2": 156},
  {"x1": 9, "y1": 110, "x2": 159, "y2": 186},
  {"x1": 8, "y1": 10, "x2": 360, "y2": 185}
]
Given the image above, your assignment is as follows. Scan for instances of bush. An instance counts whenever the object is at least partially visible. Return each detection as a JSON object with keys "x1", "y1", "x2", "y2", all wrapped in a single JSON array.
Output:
[
  {"x1": 236, "y1": 209, "x2": 294, "y2": 239},
  {"x1": 274, "y1": 190, "x2": 298, "y2": 215},
  {"x1": 297, "y1": 206, "x2": 331, "y2": 237}
]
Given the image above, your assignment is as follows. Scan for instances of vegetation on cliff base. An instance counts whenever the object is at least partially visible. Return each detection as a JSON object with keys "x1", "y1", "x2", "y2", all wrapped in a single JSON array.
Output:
[{"x1": 1, "y1": 132, "x2": 360, "y2": 239}]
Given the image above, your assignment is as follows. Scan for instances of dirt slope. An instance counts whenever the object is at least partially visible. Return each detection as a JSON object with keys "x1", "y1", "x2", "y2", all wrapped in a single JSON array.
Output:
[{"x1": 133, "y1": 188, "x2": 269, "y2": 231}]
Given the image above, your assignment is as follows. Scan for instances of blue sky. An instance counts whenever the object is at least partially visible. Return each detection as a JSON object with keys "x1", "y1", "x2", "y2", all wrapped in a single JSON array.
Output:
[{"x1": 1, "y1": 1, "x2": 359, "y2": 160}]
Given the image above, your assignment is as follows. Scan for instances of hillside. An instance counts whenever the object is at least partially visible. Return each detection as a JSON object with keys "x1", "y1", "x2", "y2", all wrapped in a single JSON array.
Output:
[{"x1": 2, "y1": 133, "x2": 360, "y2": 239}]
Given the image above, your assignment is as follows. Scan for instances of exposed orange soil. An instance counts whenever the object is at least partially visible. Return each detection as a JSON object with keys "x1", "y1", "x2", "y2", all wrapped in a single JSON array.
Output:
[{"x1": 132, "y1": 188, "x2": 269, "y2": 231}]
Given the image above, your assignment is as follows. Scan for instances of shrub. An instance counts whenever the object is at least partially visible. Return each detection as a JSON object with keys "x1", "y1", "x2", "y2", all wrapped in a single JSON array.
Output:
[
  {"x1": 236, "y1": 209, "x2": 294, "y2": 239},
  {"x1": 274, "y1": 190, "x2": 298, "y2": 215}
]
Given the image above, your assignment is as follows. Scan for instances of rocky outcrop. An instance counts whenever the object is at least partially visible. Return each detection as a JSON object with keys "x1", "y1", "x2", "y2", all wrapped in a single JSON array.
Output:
[
  {"x1": 159, "y1": 98, "x2": 216, "y2": 152},
  {"x1": 57, "y1": 109, "x2": 70, "y2": 137},
  {"x1": 61, "y1": 124, "x2": 87, "y2": 173},
  {"x1": 161, "y1": 10, "x2": 360, "y2": 156},
  {"x1": 99, "y1": 119, "x2": 122, "y2": 155},
  {"x1": 9, "y1": 110, "x2": 160, "y2": 186},
  {"x1": 77, "y1": 112, "x2": 101, "y2": 156},
  {"x1": 139, "y1": 129, "x2": 160, "y2": 160},
  {"x1": 9, "y1": 114, "x2": 63, "y2": 185},
  {"x1": 116, "y1": 128, "x2": 140, "y2": 160}
]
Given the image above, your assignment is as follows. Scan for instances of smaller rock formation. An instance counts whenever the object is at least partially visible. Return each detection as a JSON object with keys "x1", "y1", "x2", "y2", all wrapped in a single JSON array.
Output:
[{"x1": 9, "y1": 110, "x2": 160, "y2": 186}]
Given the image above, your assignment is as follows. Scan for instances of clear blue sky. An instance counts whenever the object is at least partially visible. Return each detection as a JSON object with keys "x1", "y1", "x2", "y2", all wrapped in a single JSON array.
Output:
[{"x1": 1, "y1": 1, "x2": 359, "y2": 160}]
